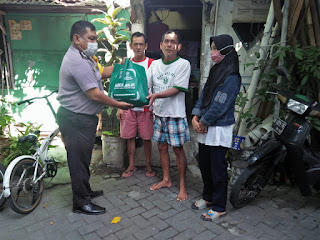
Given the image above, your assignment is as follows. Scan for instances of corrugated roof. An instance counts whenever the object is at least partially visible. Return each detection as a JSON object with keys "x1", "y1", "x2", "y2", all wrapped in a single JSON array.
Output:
[{"x1": 0, "y1": 0, "x2": 105, "y2": 6}]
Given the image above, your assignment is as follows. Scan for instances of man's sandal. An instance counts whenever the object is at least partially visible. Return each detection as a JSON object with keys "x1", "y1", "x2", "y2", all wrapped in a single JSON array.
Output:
[
  {"x1": 191, "y1": 199, "x2": 213, "y2": 210},
  {"x1": 122, "y1": 168, "x2": 137, "y2": 178},
  {"x1": 200, "y1": 209, "x2": 226, "y2": 221},
  {"x1": 145, "y1": 169, "x2": 155, "y2": 178}
]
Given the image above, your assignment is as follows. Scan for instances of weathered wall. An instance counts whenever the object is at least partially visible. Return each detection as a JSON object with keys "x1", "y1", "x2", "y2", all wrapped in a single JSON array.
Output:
[{"x1": 5, "y1": 10, "x2": 129, "y2": 131}]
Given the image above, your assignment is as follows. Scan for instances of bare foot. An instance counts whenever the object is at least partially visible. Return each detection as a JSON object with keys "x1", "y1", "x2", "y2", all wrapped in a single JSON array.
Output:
[
  {"x1": 176, "y1": 188, "x2": 188, "y2": 201},
  {"x1": 150, "y1": 180, "x2": 172, "y2": 191}
]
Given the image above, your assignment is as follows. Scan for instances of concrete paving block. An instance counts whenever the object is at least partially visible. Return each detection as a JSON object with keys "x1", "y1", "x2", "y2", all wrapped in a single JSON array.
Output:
[
  {"x1": 130, "y1": 215, "x2": 151, "y2": 229},
  {"x1": 152, "y1": 227, "x2": 178, "y2": 240},
  {"x1": 165, "y1": 216, "x2": 189, "y2": 232},
  {"x1": 173, "y1": 228, "x2": 198, "y2": 240},
  {"x1": 148, "y1": 216, "x2": 169, "y2": 231},
  {"x1": 274, "y1": 223, "x2": 304, "y2": 240},
  {"x1": 157, "y1": 208, "x2": 179, "y2": 220},
  {"x1": 196, "y1": 220, "x2": 225, "y2": 235},
  {"x1": 191, "y1": 230, "x2": 217, "y2": 240},
  {"x1": 123, "y1": 197, "x2": 140, "y2": 208},
  {"x1": 213, "y1": 231, "x2": 247, "y2": 240},
  {"x1": 182, "y1": 217, "x2": 206, "y2": 234},
  {"x1": 79, "y1": 222, "x2": 105, "y2": 236},
  {"x1": 96, "y1": 222, "x2": 122, "y2": 238},
  {"x1": 114, "y1": 224, "x2": 141, "y2": 239},
  {"x1": 140, "y1": 207, "x2": 162, "y2": 219},
  {"x1": 174, "y1": 209, "x2": 194, "y2": 221},
  {"x1": 118, "y1": 216, "x2": 134, "y2": 228},
  {"x1": 121, "y1": 204, "x2": 134, "y2": 213},
  {"x1": 102, "y1": 234, "x2": 120, "y2": 240},
  {"x1": 82, "y1": 214, "x2": 101, "y2": 224},
  {"x1": 300, "y1": 216, "x2": 319, "y2": 230},
  {"x1": 236, "y1": 222, "x2": 257, "y2": 234},
  {"x1": 28, "y1": 229, "x2": 47, "y2": 240},
  {"x1": 66, "y1": 212, "x2": 84, "y2": 223},
  {"x1": 124, "y1": 206, "x2": 146, "y2": 218},
  {"x1": 137, "y1": 199, "x2": 155, "y2": 210},
  {"x1": 43, "y1": 218, "x2": 71, "y2": 235},
  {"x1": 167, "y1": 200, "x2": 188, "y2": 212},
  {"x1": 145, "y1": 192, "x2": 165, "y2": 202},
  {"x1": 133, "y1": 226, "x2": 160, "y2": 240},
  {"x1": 65, "y1": 230, "x2": 84, "y2": 240},
  {"x1": 0, "y1": 228, "x2": 29, "y2": 240},
  {"x1": 83, "y1": 232, "x2": 102, "y2": 240},
  {"x1": 151, "y1": 199, "x2": 172, "y2": 211}
]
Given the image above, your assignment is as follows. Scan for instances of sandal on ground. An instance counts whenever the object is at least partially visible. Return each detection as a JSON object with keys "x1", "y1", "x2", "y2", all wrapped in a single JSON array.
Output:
[
  {"x1": 122, "y1": 168, "x2": 137, "y2": 178},
  {"x1": 200, "y1": 209, "x2": 226, "y2": 222},
  {"x1": 191, "y1": 199, "x2": 213, "y2": 210},
  {"x1": 145, "y1": 169, "x2": 155, "y2": 177}
]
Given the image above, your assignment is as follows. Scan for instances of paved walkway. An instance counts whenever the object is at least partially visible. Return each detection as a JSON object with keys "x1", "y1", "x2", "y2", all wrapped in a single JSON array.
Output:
[{"x1": 1, "y1": 165, "x2": 320, "y2": 240}]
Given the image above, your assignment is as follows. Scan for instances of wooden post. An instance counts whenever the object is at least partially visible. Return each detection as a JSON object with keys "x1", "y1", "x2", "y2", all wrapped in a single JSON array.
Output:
[
  {"x1": 305, "y1": 0, "x2": 316, "y2": 46},
  {"x1": 309, "y1": 0, "x2": 320, "y2": 47},
  {"x1": 288, "y1": 0, "x2": 304, "y2": 42}
]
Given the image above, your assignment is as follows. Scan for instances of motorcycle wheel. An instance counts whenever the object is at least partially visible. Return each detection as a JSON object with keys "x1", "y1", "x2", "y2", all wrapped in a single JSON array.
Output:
[
  {"x1": 0, "y1": 162, "x2": 6, "y2": 208},
  {"x1": 230, "y1": 161, "x2": 276, "y2": 209}
]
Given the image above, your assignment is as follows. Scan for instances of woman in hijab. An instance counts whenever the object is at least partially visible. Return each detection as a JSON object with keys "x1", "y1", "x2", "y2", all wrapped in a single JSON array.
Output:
[{"x1": 191, "y1": 34, "x2": 241, "y2": 221}]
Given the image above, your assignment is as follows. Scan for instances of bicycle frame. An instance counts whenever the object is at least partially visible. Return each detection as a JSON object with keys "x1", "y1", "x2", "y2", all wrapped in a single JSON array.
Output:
[
  {"x1": 32, "y1": 127, "x2": 60, "y2": 183},
  {"x1": 3, "y1": 91, "x2": 60, "y2": 198}
]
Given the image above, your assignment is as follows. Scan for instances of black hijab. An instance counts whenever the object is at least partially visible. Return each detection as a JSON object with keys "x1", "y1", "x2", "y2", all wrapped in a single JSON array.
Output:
[{"x1": 200, "y1": 34, "x2": 240, "y2": 109}]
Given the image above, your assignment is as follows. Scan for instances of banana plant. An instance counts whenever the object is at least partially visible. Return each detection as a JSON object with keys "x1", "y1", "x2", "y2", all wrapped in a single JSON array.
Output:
[{"x1": 91, "y1": 0, "x2": 130, "y2": 66}]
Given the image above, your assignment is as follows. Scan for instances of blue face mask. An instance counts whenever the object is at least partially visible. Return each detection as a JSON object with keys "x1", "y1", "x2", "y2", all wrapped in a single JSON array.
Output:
[{"x1": 81, "y1": 38, "x2": 98, "y2": 57}]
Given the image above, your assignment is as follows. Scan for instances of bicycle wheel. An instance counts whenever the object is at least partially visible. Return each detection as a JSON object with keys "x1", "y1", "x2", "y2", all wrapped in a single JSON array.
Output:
[
  {"x1": 7, "y1": 158, "x2": 44, "y2": 214},
  {"x1": 0, "y1": 162, "x2": 6, "y2": 208}
]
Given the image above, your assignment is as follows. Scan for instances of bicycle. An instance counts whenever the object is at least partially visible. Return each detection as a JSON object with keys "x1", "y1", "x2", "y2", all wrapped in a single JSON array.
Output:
[
  {"x1": 3, "y1": 90, "x2": 60, "y2": 214},
  {"x1": 0, "y1": 162, "x2": 6, "y2": 208}
]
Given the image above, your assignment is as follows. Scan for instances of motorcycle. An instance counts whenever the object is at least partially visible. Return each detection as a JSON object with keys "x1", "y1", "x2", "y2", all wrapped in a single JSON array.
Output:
[{"x1": 230, "y1": 67, "x2": 320, "y2": 209}]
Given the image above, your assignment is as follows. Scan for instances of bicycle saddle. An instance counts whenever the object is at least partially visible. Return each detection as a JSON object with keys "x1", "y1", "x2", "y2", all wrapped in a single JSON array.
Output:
[{"x1": 19, "y1": 134, "x2": 37, "y2": 144}]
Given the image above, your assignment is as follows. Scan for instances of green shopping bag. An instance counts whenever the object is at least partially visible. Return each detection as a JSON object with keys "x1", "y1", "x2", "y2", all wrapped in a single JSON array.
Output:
[{"x1": 108, "y1": 58, "x2": 149, "y2": 107}]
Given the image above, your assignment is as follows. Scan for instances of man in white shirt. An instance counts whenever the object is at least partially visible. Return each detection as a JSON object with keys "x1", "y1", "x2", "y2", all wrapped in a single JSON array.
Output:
[
  {"x1": 146, "y1": 31, "x2": 191, "y2": 201},
  {"x1": 117, "y1": 32, "x2": 155, "y2": 178}
]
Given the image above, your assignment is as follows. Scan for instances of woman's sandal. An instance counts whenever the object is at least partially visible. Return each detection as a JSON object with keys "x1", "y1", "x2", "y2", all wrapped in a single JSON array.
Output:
[
  {"x1": 191, "y1": 199, "x2": 213, "y2": 210},
  {"x1": 200, "y1": 209, "x2": 226, "y2": 221}
]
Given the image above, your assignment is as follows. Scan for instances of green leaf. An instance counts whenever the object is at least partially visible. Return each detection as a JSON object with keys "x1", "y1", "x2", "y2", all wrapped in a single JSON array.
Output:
[
  {"x1": 92, "y1": 18, "x2": 110, "y2": 26},
  {"x1": 117, "y1": 18, "x2": 129, "y2": 22},
  {"x1": 294, "y1": 47, "x2": 304, "y2": 60},
  {"x1": 103, "y1": 27, "x2": 115, "y2": 43},
  {"x1": 112, "y1": 7, "x2": 125, "y2": 19},
  {"x1": 107, "y1": 4, "x2": 115, "y2": 16},
  {"x1": 301, "y1": 75, "x2": 308, "y2": 86},
  {"x1": 90, "y1": 9, "x2": 108, "y2": 16}
]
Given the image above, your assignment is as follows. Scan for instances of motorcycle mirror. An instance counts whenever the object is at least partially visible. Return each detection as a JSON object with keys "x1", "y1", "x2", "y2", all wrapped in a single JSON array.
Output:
[{"x1": 276, "y1": 66, "x2": 290, "y2": 79}]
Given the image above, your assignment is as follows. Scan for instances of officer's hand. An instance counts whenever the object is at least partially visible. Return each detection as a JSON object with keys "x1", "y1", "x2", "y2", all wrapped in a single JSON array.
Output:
[{"x1": 118, "y1": 101, "x2": 133, "y2": 110}]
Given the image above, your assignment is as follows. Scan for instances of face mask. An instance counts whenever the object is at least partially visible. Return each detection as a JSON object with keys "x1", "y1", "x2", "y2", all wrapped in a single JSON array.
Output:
[
  {"x1": 210, "y1": 50, "x2": 225, "y2": 64},
  {"x1": 81, "y1": 38, "x2": 98, "y2": 57},
  {"x1": 210, "y1": 45, "x2": 233, "y2": 64}
]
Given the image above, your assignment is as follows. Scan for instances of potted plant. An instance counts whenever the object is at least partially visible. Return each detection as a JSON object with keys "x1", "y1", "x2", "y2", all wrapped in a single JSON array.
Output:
[
  {"x1": 100, "y1": 107, "x2": 125, "y2": 168},
  {"x1": 0, "y1": 99, "x2": 14, "y2": 163},
  {"x1": 91, "y1": 1, "x2": 130, "y2": 168}
]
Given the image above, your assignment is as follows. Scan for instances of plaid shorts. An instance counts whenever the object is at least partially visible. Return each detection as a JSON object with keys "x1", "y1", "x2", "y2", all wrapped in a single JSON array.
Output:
[{"x1": 153, "y1": 115, "x2": 190, "y2": 147}]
